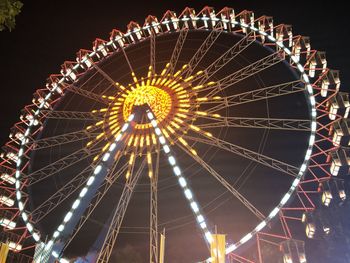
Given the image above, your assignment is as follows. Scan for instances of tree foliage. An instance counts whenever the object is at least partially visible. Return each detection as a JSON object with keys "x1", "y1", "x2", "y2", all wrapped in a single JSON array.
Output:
[{"x1": 0, "y1": 0, "x2": 23, "y2": 31}]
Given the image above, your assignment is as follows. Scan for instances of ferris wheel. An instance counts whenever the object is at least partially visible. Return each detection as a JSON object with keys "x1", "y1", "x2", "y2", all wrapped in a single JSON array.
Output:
[{"x1": 0, "y1": 5, "x2": 349, "y2": 263}]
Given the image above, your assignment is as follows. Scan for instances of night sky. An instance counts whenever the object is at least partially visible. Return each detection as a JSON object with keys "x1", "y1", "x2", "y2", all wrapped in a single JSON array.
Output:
[{"x1": 0, "y1": 1, "x2": 349, "y2": 262}]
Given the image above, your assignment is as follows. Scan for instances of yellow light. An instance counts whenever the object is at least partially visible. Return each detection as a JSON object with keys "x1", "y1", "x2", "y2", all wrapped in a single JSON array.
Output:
[
  {"x1": 147, "y1": 152, "x2": 152, "y2": 164},
  {"x1": 108, "y1": 96, "x2": 115, "y2": 100},
  {"x1": 96, "y1": 133, "x2": 104, "y2": 140},
  {"x1": 196, "y1": 111, "x2": 208, "y2": 116},
  {"x1": 133, "y1": 135, "x2": 139, "y2": 147},
  {"x1": 190, "y1": 125, "x2": 200, "y2": 131},
  {"x1": 196, "y1": 70, "x2": 203, "y2": 75},
  {"x1": 174, "y1": 117, "x2": 184, "y2": 124},
  {"x1": 93, "y1": 155, "x2": 99, "y2": 162},
  {"x1": 191, "y1": 148, "x2": 197, "y2": 155},
  {"x1": 86, "y1": 141, "x2": 93, "y2": 147},
  {"x1": 205, "y1": 132, "x2": 213, "y2": 137},
  {"x1": 129, "y1": 152, "x2": 135, "y2": 165},
  {"x1": 146, "y1": 135, "x2": 151, "y2": 146},
  {"x1": 179, "y1": 137, "x2": 188, "y2": 146},
  {"x1": 170, "y1": 121, "x2": 180, "y2": 129},
  {"x1": 193, "y1": 85, "x2": 204, "y2": 90},
  {"x1": 102, "y1": 142, "x2": 111, "y2": 152},
  {"x1": 151, "y1": 134, "x2": 157, "y2": 145},
  {"x1": 176, "y1": 113, "x2": 187, "y2": 118},
  {"x1": 86, "y1": 125, "x2": 93, "y2": 130},
  {"x1": 179, "y1": 103, "x2": 190, "y2": 108},
  {"x1": 128, "y1": 135, "x2": 134, "y2": 146},
  {"x1": 140, "y1": 136, "x2": 145, "y2": 148},
  {"x1": 131, "y1": 72, "x2": 138, "y2": 83},
  {"x1": 167, "y1": 126, "x2": 175, "y2": 134},
  {"x1": 196, "y1": 97, "x2": 208, "y2": 102},
  {"x1": 179, "y1": 108, "x2": 189, "y2": 113},
  {"x1": 162, "y1": 129, "x2": 170, "y2": 138},
  {"x1": 213, "y1": 114, "x2": 221, "y2": 118},
  {"x1": 184, "y1": 75, "x2": 194, "y2": 82}
]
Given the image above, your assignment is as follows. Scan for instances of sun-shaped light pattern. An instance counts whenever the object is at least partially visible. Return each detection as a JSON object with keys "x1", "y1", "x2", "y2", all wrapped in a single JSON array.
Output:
[{"x1": 87, "y1": 64, "x2": 218, "y2": 172}]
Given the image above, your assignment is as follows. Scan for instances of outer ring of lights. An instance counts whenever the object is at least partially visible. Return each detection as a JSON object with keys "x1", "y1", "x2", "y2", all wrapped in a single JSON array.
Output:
[{"x1": 12, "y1": 13, "x2": 317, "y2": 256}]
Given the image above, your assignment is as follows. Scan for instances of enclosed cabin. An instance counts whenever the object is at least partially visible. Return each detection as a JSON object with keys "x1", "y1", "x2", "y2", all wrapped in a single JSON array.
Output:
[
  {"x1": 109, "y1": 29, "x2": 125, "y2": 50},
  {"x1": 0, "y1": 210, "x2": 17, "y2": 230},
  {"x1": 280, "y1": 239, "x2": 307, "y2": 263},
  {"x1": 301, "y1": 212, "x2": 316, "y2": 239},
  {"x1": 291, "y1": 36, "x2": 310, "y2": 64},
  {"x1": 92, "y1": 38, "x2": 110, "y2": 59},
  {"x1": 307, "y1": 51, "x2": 327, "y2": 78},
  {"x1": 161, "y1": 10, "x2": 179, "y2": 31},
  {"x1": 327, "y1": 147, "x2": 350, "y2": 176},
  {"x1": 327, "y1": 92, "x2": 350, "y2": 120},
  {"x1": 236, "y1": 10, "x2": 255, "y2": 34},
  {"x1": 217, "y1": 7, "x2": 235, "y2": 31},
  {"x1": 319, "y1": 178, "x2": 346, "y2": 207},
  {"x1": 126, "y1": 21, "x2": 143, "y2": 43},
  {"x1": 178, "y1": 7, "x2": 197, "y2": 29},
  {"x1": 330, "y1": 118, "x2": 350, "y2": 146},
  {"x1": 275, "y1": 24, "x2": 293, "y2": 48},
  {"x1": 144, "y1": 15, "x2": 161, "y2": 36},
  {"x1": 319, "y1": 70, "x2": 340, "y2": 98},
  {"x1": 198, "y1": 6, "x2": 217, "y2": 29}
]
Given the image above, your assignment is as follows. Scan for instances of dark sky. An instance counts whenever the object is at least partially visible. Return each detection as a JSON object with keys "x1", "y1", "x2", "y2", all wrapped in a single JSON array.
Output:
[{"x1": 0, "y1": 1, "x2": 349, "y2": 262}]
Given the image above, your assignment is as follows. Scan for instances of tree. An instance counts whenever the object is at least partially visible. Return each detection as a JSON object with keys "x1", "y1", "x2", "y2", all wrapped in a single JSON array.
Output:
[{"x1": 0, "y1": 0, "x2": 23, "y2": 31}]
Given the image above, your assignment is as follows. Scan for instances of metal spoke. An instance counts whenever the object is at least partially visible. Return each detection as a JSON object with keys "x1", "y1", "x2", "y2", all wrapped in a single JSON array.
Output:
[
  {"x1": 26, "y1": 147, "x2": 101, "y2": 186},
  {"x1": 175, "y1": 140, "x2": 265, "y2": 221},
  {"x1": 183, "y1": 132, "x2": 299, "y2": 177},
  {"x1": 194, "y1": 31, "x2": 255, "y2": 85},
  {"x1": 195, "y1": 116, "x2": 310, "y2": 131},
  {"x1": 149, "y1": 148, "x2": 159, "y2": 263},
  {"x1": 166, "y1": 26, "x2": 189, "y2": 75},
  {"x1": 61, "y1": 161, "x2": 129, "y2": 252},
  {"x1": 181, "y1": 22, "x2": 223, "y2": 79},
  {"x1": 96, "y1": 159, "x2": 146, "y2": 263},
  {"x1": 28, "y1": 127, "x2": 100, "y2": 150},
  {"x1": 150, "y1": 31, "x2": 156, "y2": 73},
  {"x1": 41, "y1": 110, "x2": 104, "y2": 121},
  {"x1": 203, "y1": 80, "x2": 304, "y2": 113},
  {"x1": 203, "y1": 51, "x2": 285, "y2": 98},
  {"x1": 64, "y1": 84, "x2": 110, "y2": 105},
  {"x1": 30, "y1": 165, "x2": 93, "y2": 224}
]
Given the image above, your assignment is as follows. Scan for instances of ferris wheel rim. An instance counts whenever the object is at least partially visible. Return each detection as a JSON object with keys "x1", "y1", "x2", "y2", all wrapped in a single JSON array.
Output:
[{"x1": 9, "y1": 9, "x2": 321, "y2": 261}]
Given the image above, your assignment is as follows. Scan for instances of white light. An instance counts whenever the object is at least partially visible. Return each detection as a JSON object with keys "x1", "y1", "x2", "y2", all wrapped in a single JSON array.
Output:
[
  {"x1": 292, "y1": 178, "x2": 300, "y2": 188},
  {"x1": 121, "y1": 123, "x2": 129, "y2": 132},
  {"x1": 147, "y1": 112, "x2": 154, "y2": 120},
  {"x1": 311, "y1": 121, "x2": 316, "y2": 132},
  {"x1": 240, "y1": 233, "x2": 253, "y2": 244},
  {"x1": 309, "y1": 134, "x2": 315, "y2": 145},
  {"x1": 226, "y1": 244, "x2": 237, "y2": 253},
  {"x1": 58, "y1": 224, "x2": 64, "y2": 232},
  {"x1": 0, "y1": 218, "x2": 16, "y2": 229},
  {"x1": 26, "y1": 223, "x2": 33, "y2": 232},
  {"x1": 184, "y1": 189, "x2": 193, "y2": 199},
  {"x1": 45, "y1": 240, "x2": 54, "y2": 250},
  {"x1": 300, "y1": 163, "x2": 307, "y2": 172},
  {"x1": 310, "y1": 96, "x2": 316, "y2": 106},
  {"x1": 116, "y1": 133, "x2": 123, "y2": 142},
  {"x1": 18, "y1": 201, "x2": 24, "y2": 210},
  {"x1": 200, "y1": 222, "x2": 207, "y2": 229},
  {"x1": 16, "y1": 191, "x2": 21, "y2": 200},
  {"x1": 256, "y1": 221, "x2": 267, "y2": 232},
  {"x1": 168, "y1": 156, "x2": 176, "y2": 166},
  {"x1": 163, "y1": 145, "x2": 170, "y2": 153},
  {"x1": 281, "y1": 192, "x2": 291, "y2": 204},
  {"x1": 151, "y1": 120, "x2": 157, "y2": 127},
  {"x1": 178, "y1": 177, "x2": 187, "y2": 187},
  {"x1": 109, "y1": 143, "x2": 117, "y2": 151},
  {"x1": 307, "y1": 84, "x2": 313, "y2": 94},
  {"x1": 155, "y1": 128, "x2": 161, "y2": 135},
  {"x1": 128, "y1": 114, "x2": 135, "y2": 121},
  {"x1": 103, "y1": 153, "x2": 110, "y2": 161},
  {"x1": 87, "y1": 176, "x2": 95, "y2": 186},
  {"x1": 269, "y1": 207, "x2": 279, "y2": 218},
  {"x1": 72, "y1": 199, "x2": 80, "y2": 209},
  {"x1": 205, "y1": 232, "x2": 213, "y2": 243},
  {"x1": 306, "y1": 148, "x2": 312, "y2": 160},
  {"x1": 303, "y1": 74, "x2": 309, "y2": 83},
  {"x1": 22, "y1": 212, "x2": 28, "y2": 221},
  {"x1": 32, "y1": 232, "x2": 40, "y2": 242},
  {"x1": 79, "y1": 187, "x2": 88, "y2": 197},
  {"x1": 53, "y1": 231, "x2": 59, "y2": 239},
  {"x1": 159, "y1": 136, "x2": 166, "y2": 144},
  {"x1": 15, "y1": 170, "x2": 20, "y2": 178},
  {"x1": 197, "y1": 214, "x2": 204, "y2": 223},
  {"x1": 52, "y1": 251, "x2": 59, "y2": 258},
  {"x1": 60, "y1": 258, "x2": 70, "y2": 263},
  {"x1": 191, "y1": 202, "x2": 199, "y2": 213},
  {"x1": 64, "y1": 211, "x2": 73, "y2": 223},
  {"x1": 94, "y1": 165, "x2": 102, "y2": 175},
  {"x1": 173, "y1": 166, "x2": 181, "y2": 176},
  {"x1": 297, "y1": 64, "x2": 304, "y2": 72}
]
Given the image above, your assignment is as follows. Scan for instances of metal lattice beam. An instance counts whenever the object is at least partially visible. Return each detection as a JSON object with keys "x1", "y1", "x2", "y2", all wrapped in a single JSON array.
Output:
[
  {"x1": 29, "y1": 127, "x2": 100, "y2": 150},
  {"x1": 41, "y1": 110, "x2": 103, "y2": 121},
  {"x1": 166, "y1": 27, "x2": 189, "y2": 75},
  {"x1": 183, "y1": 133, "x2": 299, "y2": 177},
  {"x1": 182, "y1": 22, "x2": 223, "y2": 79},
  {"x1": 65, "y1": 84, "x2": 110, "y2": 105},
  {"x1": 96, "y1": 159, "x2": 146, "y2": 263},
  {"x1": 150, "y1": 31, "x2": 156, "y2": 73},
  {"x1": 204, "y1": 80, "x2": 304, "y2": 113},
  {"x1": 61, "y1": 161, "x2": 129, "y2": 252},
  {"x1": 149, "y1": 148, "x2": 159, "y2": 263},
  {"x1": 26, "y1": 147, "x2": 101, "y2": 186},
  {"x1": 176, "y1": 141, "x2": 265, "y2": 221},
  {"x1": 196, "y1": 116, "x2": 310, "y2": 131},
  {"x1": 195, "y1": 31, "x2": 255, "y2": 85},
  {"x1": 204, "y1": 51, "x2": 285, "y2": 98}
]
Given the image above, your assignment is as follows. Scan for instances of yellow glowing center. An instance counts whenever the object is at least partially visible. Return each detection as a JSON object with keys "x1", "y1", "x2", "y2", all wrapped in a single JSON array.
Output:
[{"x1": 122, "y1": 85, "x2": 172, "y2": 128}]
